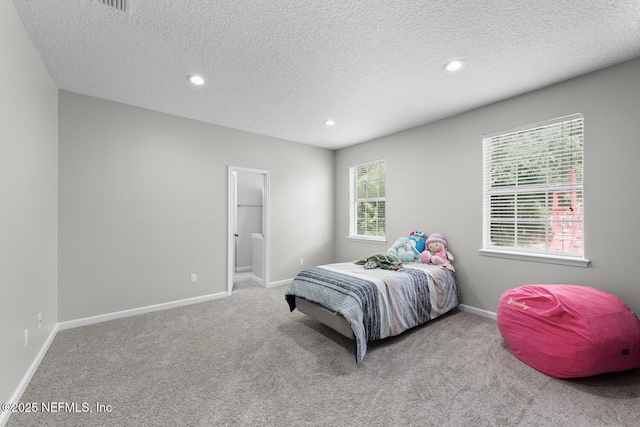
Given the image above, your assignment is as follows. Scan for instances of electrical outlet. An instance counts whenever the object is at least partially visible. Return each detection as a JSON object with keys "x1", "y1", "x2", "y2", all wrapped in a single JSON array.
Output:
[
  {"x1": 37, "y1": 313, "x2": 42, "y2": 330},
  {"x1": 190, "y1": 273, "x2": 197, "y2": 283},
  {"x1": 299, "y1": 259, "x2": 304, "y2": 266},
  {"x1": 23, "y1": 329, "x2": 28, "y2": 347}
]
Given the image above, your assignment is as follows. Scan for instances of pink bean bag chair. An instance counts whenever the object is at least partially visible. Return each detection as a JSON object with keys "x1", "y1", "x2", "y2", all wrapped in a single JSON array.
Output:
[{"x1": 497, "y1": 284, "x2": 640, "y2": 378}]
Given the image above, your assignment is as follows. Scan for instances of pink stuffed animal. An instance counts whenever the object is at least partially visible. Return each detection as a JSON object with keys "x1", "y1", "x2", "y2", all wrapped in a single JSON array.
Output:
[{"x1": 420, "y1": 233, "x2": 454, "y2": 267}]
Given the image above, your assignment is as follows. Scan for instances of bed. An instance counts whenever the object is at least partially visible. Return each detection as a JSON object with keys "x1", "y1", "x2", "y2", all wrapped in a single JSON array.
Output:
[{"x1": 285, "y1": 261, "x2": 460, "y2": 363}]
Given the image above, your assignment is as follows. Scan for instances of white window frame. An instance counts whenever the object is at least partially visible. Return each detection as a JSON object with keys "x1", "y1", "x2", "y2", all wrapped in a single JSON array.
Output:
[
  {"x1": 480, "y1": 113, "x2": 589, "y2": 267},
  {"x1": 349, "y1": 159, "x2": 386, "y2": 243}
]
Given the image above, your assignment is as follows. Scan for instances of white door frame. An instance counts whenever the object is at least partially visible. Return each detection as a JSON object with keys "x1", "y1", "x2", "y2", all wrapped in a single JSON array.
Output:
[{"x1": 227, "y1": 165, "x2": 270, "y2": 295}]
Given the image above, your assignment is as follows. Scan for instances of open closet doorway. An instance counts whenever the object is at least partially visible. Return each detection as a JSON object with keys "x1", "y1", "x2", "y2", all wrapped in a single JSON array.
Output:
[{"x1": 227, "y1": 166, "x2": 270, "y2": 295}]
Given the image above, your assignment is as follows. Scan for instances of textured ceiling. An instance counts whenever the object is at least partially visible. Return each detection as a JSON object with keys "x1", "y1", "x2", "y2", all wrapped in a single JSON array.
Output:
[{"x1": 12, "y1": 0, "x2": 640, "y2": 149}]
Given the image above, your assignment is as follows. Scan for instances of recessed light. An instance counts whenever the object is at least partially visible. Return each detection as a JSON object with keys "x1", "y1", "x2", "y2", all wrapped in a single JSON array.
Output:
[
  {"x1": 324, "y1": 119, "x2": 336, "y2": 126},
  {"x1": 443, "y1": 60, "x2": 465, "y2": 72},
  {"x1": 187, "y1": 75, "x2": 205, "y2": 85}
]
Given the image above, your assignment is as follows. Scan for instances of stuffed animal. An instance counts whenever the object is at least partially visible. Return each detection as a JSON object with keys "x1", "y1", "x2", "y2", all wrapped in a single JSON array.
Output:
[
  {"x1": 409, "y1": 231, "x2": 427, "y2": 253},
  {"x1": 354, "y1": 253, "x2": 402, "y2": 270},
  {"x1": 387, "y1": 237, "x2": 420, "y2": 262},
  {"x1": 420, "y1": 233, "x2": 454, "y2": 270}
]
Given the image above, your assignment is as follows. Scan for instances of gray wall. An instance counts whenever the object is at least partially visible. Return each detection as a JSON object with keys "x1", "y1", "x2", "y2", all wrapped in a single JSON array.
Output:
[
  {"x1": 1, "y1": 0, "x2": 58, "y2": 409},
  {"x1": 335, "y1": 57, "x2": 640, "y2": 315},
  {"x1": 58, "y1": 91, "x2": 335, "y2": 321}
]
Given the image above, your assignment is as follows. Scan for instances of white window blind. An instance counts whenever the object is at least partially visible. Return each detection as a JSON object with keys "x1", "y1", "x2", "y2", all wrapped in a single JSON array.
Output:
[
  {"x1": 482, "y1": 114, "x2": 586, "y2": 263},
  {"x1": 349, "y1": 159, "x2": 386, "y2": 241}
]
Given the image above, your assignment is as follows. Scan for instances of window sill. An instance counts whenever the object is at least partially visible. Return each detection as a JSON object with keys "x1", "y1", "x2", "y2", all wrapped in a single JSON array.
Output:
[
  {"x1": 348, "y1": 236, "x2": 387, "y2": 245},
  {"x1": 479, "y1": 249, "x2": 590, "y2": 268}
]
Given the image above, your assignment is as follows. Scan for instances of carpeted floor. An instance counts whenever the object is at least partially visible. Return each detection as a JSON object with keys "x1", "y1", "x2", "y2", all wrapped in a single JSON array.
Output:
[
  {"x1": 7, "y1": 284, "x2": 640, "y2": 426},
  {"x1": 232, "y1": 270, "x2": 261, "y2": 294}
]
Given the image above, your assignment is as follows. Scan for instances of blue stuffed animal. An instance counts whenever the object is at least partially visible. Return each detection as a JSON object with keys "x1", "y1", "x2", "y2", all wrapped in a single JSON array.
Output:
[{"x1": 409, "y1": 231, "x2": 427, "y2": 253}]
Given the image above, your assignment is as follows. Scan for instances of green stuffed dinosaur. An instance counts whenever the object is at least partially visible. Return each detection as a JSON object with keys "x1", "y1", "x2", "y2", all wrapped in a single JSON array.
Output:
[{"x1": 354, "y1": 253, "x2": 403, "y2": 271}]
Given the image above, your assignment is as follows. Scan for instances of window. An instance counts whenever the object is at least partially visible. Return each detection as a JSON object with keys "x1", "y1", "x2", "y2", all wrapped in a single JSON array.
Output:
[
  {"x1": 481, "y1": 114, "x2": 588, "y2": 266},
  {"x1": 349, "y1": 159, "x2": 386, "y2": 242}
]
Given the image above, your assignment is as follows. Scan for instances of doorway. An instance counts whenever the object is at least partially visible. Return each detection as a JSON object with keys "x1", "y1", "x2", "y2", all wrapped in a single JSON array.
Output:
[{"x1": 227, "y1": 166, "x2": 270, "y2": 295}]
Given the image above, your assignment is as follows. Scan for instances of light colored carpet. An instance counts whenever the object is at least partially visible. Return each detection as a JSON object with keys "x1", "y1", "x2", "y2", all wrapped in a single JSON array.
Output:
[
  {"x1": 7, "y1": 284, "x2": 640, "y2": 426},
  {"x1": 233, "y1": 270, "x2": 261, "y2": 293}
]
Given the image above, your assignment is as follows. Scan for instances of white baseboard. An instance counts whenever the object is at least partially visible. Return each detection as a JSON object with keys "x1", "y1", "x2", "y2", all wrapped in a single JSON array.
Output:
[
  {"x1": 235, "y1": 266, "x2": 252, "y2": 273},
  {"x1": 458, "y1": 304, "x2": 497, "y2": 320},
  {"x1": 267, "y1": 278, "x2": 293, "y2": 288},
  {"x1": 0, "y1": 324, "x2": 58, "y2": 427},
  {"x1": 250, "y1": 275, "x2": 263, "y2": 285},
  {"x1": 58, "y1": 291, "x2": 228, "y2": 331}
]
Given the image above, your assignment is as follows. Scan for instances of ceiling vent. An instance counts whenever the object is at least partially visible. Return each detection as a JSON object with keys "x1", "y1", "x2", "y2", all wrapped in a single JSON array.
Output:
[{"x1": 91, "y1": 0, "x2": 129, "y2": 15}]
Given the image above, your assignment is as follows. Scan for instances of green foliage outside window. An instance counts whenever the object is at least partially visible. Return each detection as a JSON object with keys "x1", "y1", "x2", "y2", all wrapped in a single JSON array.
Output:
[
  {"x1": 485, "y1": 115, "x2": 584, "y2": 255},
  {"x1": 352, "y1": 160, "x2": 386, "y2": 238}
]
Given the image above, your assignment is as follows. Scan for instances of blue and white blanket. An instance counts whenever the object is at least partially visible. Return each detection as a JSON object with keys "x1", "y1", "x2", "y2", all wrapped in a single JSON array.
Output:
[{"x1": 285, "y1": 262, "x2": 459, "y2": 363}]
